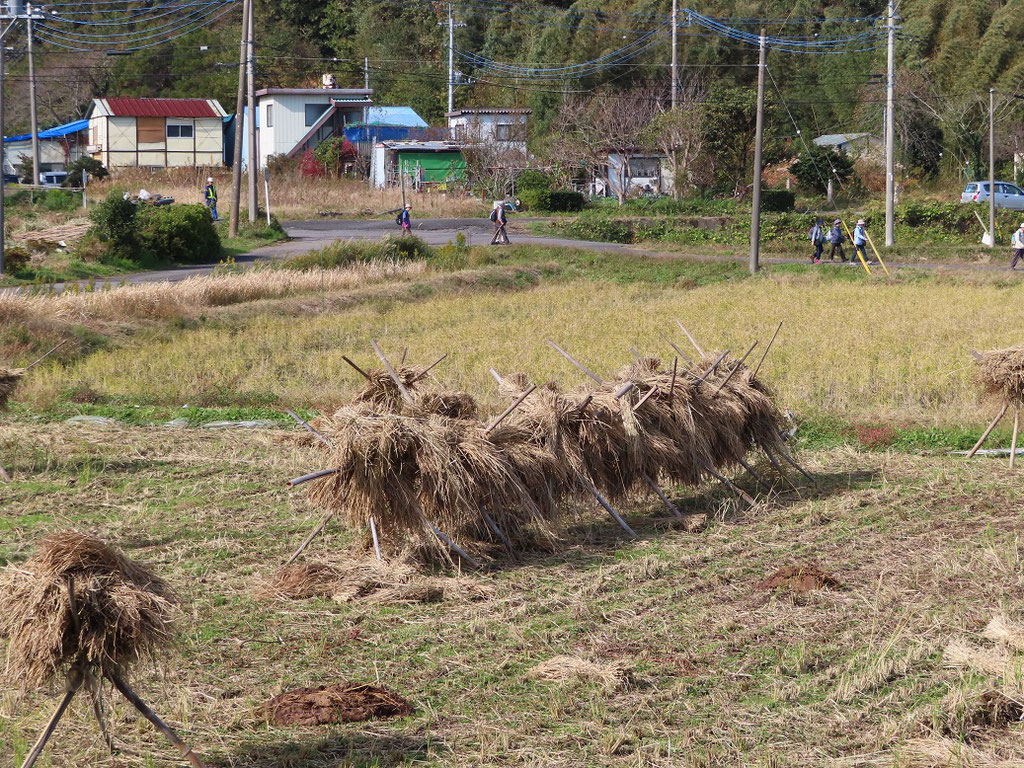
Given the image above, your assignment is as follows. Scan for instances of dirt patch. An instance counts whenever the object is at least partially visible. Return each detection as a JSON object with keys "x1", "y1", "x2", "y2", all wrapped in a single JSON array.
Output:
[
  {"x1": 266, "y1": 682, "x2": 414, "y2": 726},
  {"x1": 756, "y1": 565, "x2": 841, "y2": 593}
]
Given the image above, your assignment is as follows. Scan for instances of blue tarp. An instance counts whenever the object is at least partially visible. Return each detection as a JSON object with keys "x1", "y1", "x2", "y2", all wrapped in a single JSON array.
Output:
[
  {"x1": 5, "y1": 119, "x2": 88, "y2": 143},
  {"x1": 344, "y1": 106, "x2": 429, "y2": 143}
]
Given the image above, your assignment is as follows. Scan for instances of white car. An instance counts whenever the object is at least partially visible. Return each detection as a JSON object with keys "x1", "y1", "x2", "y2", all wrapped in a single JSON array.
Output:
[{"x1": 961, "y1": 181, "x2": 1024, "y2": 210}]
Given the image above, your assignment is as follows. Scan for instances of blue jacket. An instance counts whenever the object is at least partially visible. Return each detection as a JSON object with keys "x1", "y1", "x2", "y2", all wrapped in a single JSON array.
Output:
[
  {"x1": 853, "y1": 225, "x2": 867, "y2": 246},
  {"x1": 400, "y1": 209, "x2": 411, "y2": 226}
]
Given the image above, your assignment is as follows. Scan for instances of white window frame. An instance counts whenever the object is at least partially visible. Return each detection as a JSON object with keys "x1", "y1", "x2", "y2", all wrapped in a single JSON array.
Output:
[{"x1": 166, "y1": 122, "x2": 195, "y2": 139}]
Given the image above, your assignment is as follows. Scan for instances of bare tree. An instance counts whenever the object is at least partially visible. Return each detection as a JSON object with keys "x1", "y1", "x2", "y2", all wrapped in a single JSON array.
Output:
[
  {"x1": 644, "y1": 76, "x2": 708, "y2": 198},
  {"x1": 460, "y1": 125, "x2": 529, "y2": 201},
  {"x1": 549, "y1": 88, "x2": 659, "y2": 205}
]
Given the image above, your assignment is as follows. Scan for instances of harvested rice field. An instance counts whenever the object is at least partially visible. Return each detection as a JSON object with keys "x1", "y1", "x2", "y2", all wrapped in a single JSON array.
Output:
[{"x1": 3, "y1": 251, "x2": 1024, "y2": 767}]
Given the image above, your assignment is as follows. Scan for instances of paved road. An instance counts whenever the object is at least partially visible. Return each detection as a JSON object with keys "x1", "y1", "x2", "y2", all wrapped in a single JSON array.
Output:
[{"x1": 9, "y1": 217, "x2": 1024, "y2": 292}]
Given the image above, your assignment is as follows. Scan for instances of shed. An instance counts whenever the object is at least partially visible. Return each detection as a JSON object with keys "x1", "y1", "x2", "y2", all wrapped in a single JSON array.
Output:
[
  {"x1": 4, "y1": 118, "x2": 89, "y2": 179},
  {"x1": 812, "y1": 133, "x2": 880, "y2": 155},
  {"x1": 371, "y1": 140, "x2": 466, "y2": 189},
  {"x1": 87, "y1": 97, "x2": 228, "y2": 168}
]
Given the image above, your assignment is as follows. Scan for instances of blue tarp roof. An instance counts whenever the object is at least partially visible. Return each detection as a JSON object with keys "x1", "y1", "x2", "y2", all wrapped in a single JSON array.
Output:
[
  {"x1": 5, "y1": 119, "x2": 89, "y2": 143},
  {"x1": 350, "y1": 106, "x2": 428, "y2": 128}
]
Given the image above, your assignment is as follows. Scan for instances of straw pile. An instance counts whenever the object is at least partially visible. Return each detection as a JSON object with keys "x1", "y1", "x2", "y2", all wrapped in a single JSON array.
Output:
[
  {"x1": 0, "y1": 531, "x2": 178, "y2": 689},
  {"x1": 976, "y1": 347, "x2": 1024, "y2": 405},
  {"x1": 0, "y1": 367, "x2": 25, "y2": 410}
]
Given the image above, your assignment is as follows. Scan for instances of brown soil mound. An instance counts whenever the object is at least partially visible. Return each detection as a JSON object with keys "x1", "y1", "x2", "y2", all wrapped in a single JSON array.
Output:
[
  {"x1": 267, "y1": 682, "x2": 413, "y2": 726},
  {"x1": 756, "y1": 565, "x2": 841, "y2": 593}
]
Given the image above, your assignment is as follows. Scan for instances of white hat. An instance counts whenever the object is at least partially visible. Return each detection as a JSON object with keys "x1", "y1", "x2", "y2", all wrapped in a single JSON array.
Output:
[
  {"x1": 856, "y1": 219, "x2": 865, "y2": 226},
  {"x1": 1018, "y1": 222, "x2": 1024, "y2": 229},
  {"x1": 493, "y1": 200, "x2": 502, "y2": 208},
  {"x1": 207, "y1": 177, "x2": 214, "y2": 183}
]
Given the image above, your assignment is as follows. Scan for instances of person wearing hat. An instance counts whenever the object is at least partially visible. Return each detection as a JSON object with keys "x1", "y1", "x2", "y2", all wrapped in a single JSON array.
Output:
[
  {"x1": 203, "y1": 176, "x2": 218, "y2": 221},
  {"x1": 808, "y1": 217, "x2": 825, "y2": 264},
  {"x1": 489, "y1": 200, "x2": 510, "y2": 245},
  {"x1": 826, "y1": 218, "x2": 847, "y2": 262},
  {"x1": 399, "y1": 203, "x2": 412, "y2": 236},
  {"x1": 852, "y1": 219, "x2": 869, "y2": 264},
  {"x1": 1011, "y1": 222, "x2": 1024, "y2": 270}
]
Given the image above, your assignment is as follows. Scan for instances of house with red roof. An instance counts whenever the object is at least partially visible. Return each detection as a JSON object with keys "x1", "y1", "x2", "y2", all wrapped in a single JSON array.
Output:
[{"x1": 86, "y1": 97, "x2": 228, "y2": 169}]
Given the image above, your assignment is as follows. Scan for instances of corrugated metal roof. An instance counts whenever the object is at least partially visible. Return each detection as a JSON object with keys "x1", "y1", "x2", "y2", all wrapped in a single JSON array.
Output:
[
  {"x1": 379, "y1": 140, "x2": 463, "y2": 151},
  {"x1": 5, "y1": 119, "x2": 88, "y2": 143},
  {"x1": 100, "y1": 97, "x2": 226, "y2": 118},
  {"x1": 446, "y1": 108, "x2": 532, "y2": 117},
  {"x1": 813, "y1": 132, "x2": 872, "y2": 146},
  {"x1": 354, "y1": 106, "x2": 428, "y2": 128}
]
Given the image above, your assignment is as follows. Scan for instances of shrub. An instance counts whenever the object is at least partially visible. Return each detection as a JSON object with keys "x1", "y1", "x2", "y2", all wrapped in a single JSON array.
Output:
[
  {"x1": 760, "y1": 189, "x2": 795, "y2": 212},
  {"x1": 64, "y1": 156, "x2": 109, "y2": 184},
  {"x1": 266, "y1": 153, "x2": 299, "y2": 177},
  {"x1": 3, "y1": 246, "x2": 31, "y2": 274},
  {"x1": 40, "y1": 189, "x2": 79, "y2": 212},
  {"x1": 137, "y1": 204, "x2": 221, "y2": 264},
  {"x1": 298, "y1": 149, "x2": 326, "y2": 178},
  {"x1": 90, "y1": 191, "x2": 138, "y2": 258},
  {"x1": 379, "y1": 234, "x2": 433, "y2": 262},
  {"x1": 518, "y1": 187, "x2": 552, "y2": 212},
  {"x1": 791, "y1": 147, "x2": 854, "y2": 195},
  {"x1": 313, "y1": 138, "x2": 358, "y2": 177},
  {"x1": 547, "y1": 190, "x2": 586, "y2": 212},
  {"x1": 516, "y1": 169, "x2": 552, "y2": 192}
]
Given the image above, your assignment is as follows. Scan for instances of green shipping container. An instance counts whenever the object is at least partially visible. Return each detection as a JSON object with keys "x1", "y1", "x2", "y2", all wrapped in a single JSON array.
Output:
[{"x1": 398, "y1": 151, "x2": 466, "y2": 183}]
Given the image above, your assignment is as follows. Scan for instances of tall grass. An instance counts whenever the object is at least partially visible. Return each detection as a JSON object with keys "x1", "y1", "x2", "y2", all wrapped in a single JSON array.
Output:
[
  {"x1": 17, "y1": 271, "x2": 1024, "y2": 424},
  {"x1": 88, "y1": 168, "x2": 489, "y2": 219}
]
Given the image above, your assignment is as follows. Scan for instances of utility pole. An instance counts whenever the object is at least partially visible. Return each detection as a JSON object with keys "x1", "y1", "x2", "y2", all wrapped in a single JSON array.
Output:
[
  {"x1": 228, "y1": 0, "x2": 250, "y2": 238},
  {"x1": 749, "y1": 29, "x2": 767, "y2": 275},
  {"x1": 447, "y1": 3, "x2": 455, "y2": 113},
  {"x1": 989, "y1": 87, "x2": 996, "y2": 248},
  {"x1": 364, "y1": 56, "x2": 369, "y2": 90},
  {"x1": 670, "y1": 0, "x2": 678, "y2": 109},
  {"x1": 246, "y1": 0, "x2": 257, "y2": 222},
  {"x1": 27, "y1": 5, "x2": 38, "y2": 187},
  {"x1": 0, "y1": 39, "x2": 5, "y2": 275},
  {"x1": 884, "y1": 0, "x2": 896, "y2": 247}
]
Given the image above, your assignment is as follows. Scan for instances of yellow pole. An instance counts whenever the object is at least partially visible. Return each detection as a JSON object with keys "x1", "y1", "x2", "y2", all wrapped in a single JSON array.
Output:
[
  {"x1": 842, "y1": 221, "x2": 872, "y2": 274},
  {"x1": 863, "y1": 230, "x2": 890, "y2": 275}
]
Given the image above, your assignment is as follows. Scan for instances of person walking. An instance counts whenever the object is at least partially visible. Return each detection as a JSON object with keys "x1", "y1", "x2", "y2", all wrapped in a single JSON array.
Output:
[
  {"x1": 808, "y1": 217, "x2": 825, "y2": 264},
  {"x1": 203, "y1": 176, "x2": 218, "y2": 221},
  {"x1": 399, "y1": 203, "x2": 412, "y2": 236},
  {"x1": 490, "y1": 201, "x2": 510, "y2": 245},
  {"x1": 827, "y1": 219, "x2": 847, "y2": 262},
  {"x1": 1012, "y1": 222, "x2": 1024, "y2": 270},
  {"x1": 852, "y1": 219, "x2": 869, "y2": 264}
]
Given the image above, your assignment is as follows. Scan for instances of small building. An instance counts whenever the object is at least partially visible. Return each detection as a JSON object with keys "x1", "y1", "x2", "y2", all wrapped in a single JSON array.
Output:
[
  {"x1": 446, "y1": 108, "x2": 530, "y2": 151},
  {"x1": 602, "y1": 152, "x2": 673, "y2": 198},
  {"x1": 371, "y1": 140, "x2": 466, "y2": 190},
  {"x1": 343, "y1": 106, "x2": 430, "y2": 144},
  {"x1": 812, "y1": 132, "x2": 881, "y2": 156},
  {"x1": 255, "y1": 86, "x2": 373, "y2": 168},
  {"x1": 4, "y1": 118, "x2": 89, "y2": 179},
  {"x1": 87, "y1": 97, "x2": 228, "y2": 168}
]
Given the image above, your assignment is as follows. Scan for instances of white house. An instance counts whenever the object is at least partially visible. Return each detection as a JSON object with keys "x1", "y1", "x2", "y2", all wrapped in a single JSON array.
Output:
[
  {"x1": 602, "y1": 152, "x2": 673, "y2": 198},
  {"x1": 4, "y1": 119, "x2": 88, "y2": 178},
  {"x1": 446, "y1": 108, "x2": 530, "y2": 151},
  {"x1": 86, "y1": 97, "x2": 227, "y2": 168},
  {"x1": 254, "y1": 86, "x2": 373, "y2": 168}
]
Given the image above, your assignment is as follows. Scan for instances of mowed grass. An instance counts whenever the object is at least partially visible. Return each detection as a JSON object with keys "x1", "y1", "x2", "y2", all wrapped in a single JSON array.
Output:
[
  {"x1": 3, "y1": 425, "x2": 1024, "y2": 766},
  {"x1": 14, "y1": 265, "x2": 1024, "y2": 425}
]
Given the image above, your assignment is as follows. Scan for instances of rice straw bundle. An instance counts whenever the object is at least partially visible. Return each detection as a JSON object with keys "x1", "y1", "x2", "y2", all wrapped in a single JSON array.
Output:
[
  {"x1": 976, "y1": 347, "x2": 1024, "y2": 405},
  {"x1": 412, "y1": 390, "x2": 479, "y2": 420},
  {"x1": 352, "y1": 365, "x2": 428, "y2": 410},
  {"x1": 0, "y1": 531, "x2": 178, "y2": 690},
  {"x1": 0, "y1": 367, "x2": 26, "y2": 410}
]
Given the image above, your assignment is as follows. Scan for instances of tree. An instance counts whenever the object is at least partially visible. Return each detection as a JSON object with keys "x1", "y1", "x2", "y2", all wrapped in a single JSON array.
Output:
[
  {"x1": 548, "y1": 89, "x2": 659, "y2": 205},
  {"x1": 790, "y1": 146, "x2": 855, "y2": 195},
  {"x1": 643, "y1": 77, "x2": 709, "y2": 198},
  {"x1": 460, "y1": 129, "x2": 529, "y2": 201}
]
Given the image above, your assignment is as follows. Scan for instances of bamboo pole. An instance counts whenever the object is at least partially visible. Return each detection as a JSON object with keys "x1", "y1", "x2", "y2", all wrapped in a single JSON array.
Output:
[
  {"x1": 104, "y1": 670, "x2": 206, "y2": 768},
  {"x1": 577, "y1": 474, "x2": 637, "y2": 538},
  {"x1": 967, "y1": 403, "x2": 1010, "y2": 458},
  {"x1": 369, "y1": 516, "x2": 382, "y2": 561},
  {"x1": 774, "y1": 447, "x2": 817, "y2": 486},
  {"x1": 634, "y1": 386, "x2": 658, "y2": 410},
  {"x1": 663, "y1": 337, "x2": 694, "y2": 367},
  {"x1": 285, "y1": 511, "x2": 334, "y2": 565},
  {"x1": 698, "y1": 462, "x2": 756, "y2": 506},
  {"x1": 429, "y1": 524, "x2": 482, "y2": 570},
  {"x1": 1011, "y1": 407, "x2": 1020, "y2": 471},
  {"x1": 286, "y1": 409, "x2": 332, "y2": 449},
  {"x1": 736, "y1": 456, "x2": 767, "y2": 488},
  {"x1": 642, "y1": 473, "x2": 683, "y2": 518},
  {"x1": 668, "y1": 358, "x2": 678, "y2": 405},
  {"x1": 24, "y1": 340, "x2": 69, "y2": 371},
  {"x1": 370, "y1": 339, "x2": 414, "y2": 404},
  {"x1": 485, "y1": 385, "x2": 536, "y2": 433},
  {"x1": 479, "y1": 506, "x2": 514, "y2": 555},
  {"x1": 341, "y1": 355, "x2": 371, "y2": 380},
  {"x1": 20, "y1": 672, "x2": 84, "y2": 768},
  {"x1": 752, "y1": 321, "x2": 782, "y2": 378},
  {"x1": 694, "y1": 350, "x2": 730, "y2": 386},
  {"x1": 761, "y1": 447, "x2": 800, "y2": 491},
  {"x1": 613, "y1": 381, "x2": 635, "y2": 399},
  {"x1": 675, "y1": 320, "x2": 705, "y2": 357},
  {"x1": 489, "y1": 368, "x2": 504, "y2": 386},
  {"x1": 411, "y1": 353, "x2": 448, "y2": 382},
  {"x1": 713, "y1": 340, "x2": 759, "y2": 395},
  {"x1": 547, "y1": 340, "x2": 604, "y2": 384},
  {"x1": 287, "y1": 469, "x2": 338, "y2": 488}
]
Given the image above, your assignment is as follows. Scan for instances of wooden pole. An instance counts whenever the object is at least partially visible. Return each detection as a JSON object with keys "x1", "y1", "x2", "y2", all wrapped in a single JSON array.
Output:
[
  {"x1": 485, "y1": 385, "x2": 536, "y2": 433},
  {"x1": 19, "y1": 673, "x2": 84, "y2": 768},
  {"x1": 104, "y1": 670, "x2": 206, "y2": 768},
  {"x1": 341, "y1": 355, "x2": 371, "y2": 380},
  {"x1": 966, "y1": 403, "x2": 1010, "y2": 458},
  {"x1": 1011, "y1": 407, "x2": 1020, "y2": 471},
  {"x1": 285, "y1": 511, "x2": 334, "y2": 565},
  {"x1": 546, "y1": 340, "x2": 604, "y2": 384},
  {"x1": 694, "y1": 350, "x2": 730, "y2": 386},
  {"x1": 712, "y1": 340, "x2": 759, "y2": 395},
  {"x1": 642, "y1": 473, "x2": 683, "y2": 518},
  {"x1": 752, "y1": 321, "x2": 782, "y2": 378},
  {"x1": 735, "y1": 456, "x2": 767, "y2": 488},
  {"x1": 613, "y1": 381, "x2": 635, "y2": 399},
  {"x1": 774, "y1": 447, "x2": 817, "y2": 486},
  {"x1": 228, "y1": 0, "x2": 251, "y2": 238},
  {"x1": 370, "y1": 339, "x2": 414, "y2": 404},
  {"x1": 24, "y1": 340, "x2": 69, "y2": 370},
  {"x1": 675, "y1": 320, "x2": 705, "y2": 357},
  {"x1": 634, "y1": 386, "x2": 658, "y2": 410}
]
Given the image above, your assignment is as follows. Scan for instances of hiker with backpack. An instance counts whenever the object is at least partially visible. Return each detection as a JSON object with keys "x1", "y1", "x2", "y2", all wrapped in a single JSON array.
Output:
[
  {"x1": 826, "y1": 219, "x2": 847, "y2": 262},
  {"x1": 396, "y1": 204, "x2": 412, "y2": 236},
  {"x1": 852, "y1": 219, "x2": 869, "y2": 264},
  {"x1": 808, "y1": 217, "x2": 825, "y2": 264},
  {"x1": 490, "y1": 201, "x2": 510, "y2": 245}
]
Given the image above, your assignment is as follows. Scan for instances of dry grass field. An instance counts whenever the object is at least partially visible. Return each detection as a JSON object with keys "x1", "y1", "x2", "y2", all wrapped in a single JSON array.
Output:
[{"x1": 3, "y1": 247, "x2": 1024, "y2": 767}]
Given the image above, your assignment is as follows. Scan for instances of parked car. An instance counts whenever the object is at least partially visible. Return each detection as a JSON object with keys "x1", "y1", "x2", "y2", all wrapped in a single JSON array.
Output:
[
  {"x1": 39, "y1": 171, "x2": 68, "y2": 187},
  {"x1": 961, "y1": 181, "x2": 1024, "y2": 210}
]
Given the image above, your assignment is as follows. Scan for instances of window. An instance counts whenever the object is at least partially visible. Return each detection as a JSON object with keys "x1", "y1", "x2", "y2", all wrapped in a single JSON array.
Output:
[
  {"x1": 304, "y1": 103, "x2": 329, "y2": 127},
  {"x1": 495, "y1": 123, "x2": 524, "y2": 142},
  {"x1": 166, "y1": 123, "x2": 194, "y2": 139},
  {"x1": 266, "y1": 103, "x2": 273, "y2": 128},
  {"x1": 628, "y1": 157, "x2": 660, "y2": 178}
]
